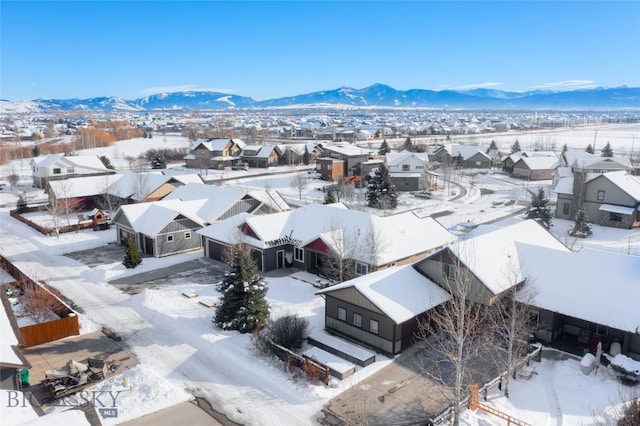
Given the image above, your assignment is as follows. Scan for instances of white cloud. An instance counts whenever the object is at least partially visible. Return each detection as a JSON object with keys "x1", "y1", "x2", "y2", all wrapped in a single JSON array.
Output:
[
  {"x1": 439, "y1": 82, "x2": 503, "y2": 90},
  {"x1": 139, "y1": 85, "x2": 236, "y2": 96},
  {"x1": 528, "y1": 80, "x2": 597, "y2": 90}
]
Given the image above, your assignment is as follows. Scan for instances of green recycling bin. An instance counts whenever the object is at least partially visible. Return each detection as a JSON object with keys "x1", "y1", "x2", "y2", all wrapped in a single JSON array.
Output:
[{"x1": 19, "y1": 369, "x2": 29, "y2": 387}]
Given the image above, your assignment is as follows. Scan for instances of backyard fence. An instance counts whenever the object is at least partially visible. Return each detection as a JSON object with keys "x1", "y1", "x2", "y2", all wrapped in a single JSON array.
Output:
[
  {"x1": 267, "y1": 339, "x2": 330, "y2": 385},
  {"x1": 10, "y1": 207, "x2": 99, "y2": 236},
  {"x1": 0, "y1": 255, "x2": 80, "y2": 347}
]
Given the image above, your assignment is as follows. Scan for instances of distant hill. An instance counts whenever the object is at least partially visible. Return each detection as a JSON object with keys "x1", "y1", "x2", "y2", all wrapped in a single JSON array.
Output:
[{"x1": 2, "y1": 84, "x2": 638, "y2": 112}]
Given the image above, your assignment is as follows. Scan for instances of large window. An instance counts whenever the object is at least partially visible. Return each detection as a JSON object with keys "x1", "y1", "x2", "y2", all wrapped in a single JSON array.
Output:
[
  {"x1": 338, "y1": 307, "x2": 346, "y2": 321},
  {"x1": 597, "y1": 190, "x2": 605, "y2": 201},
  {"x1": 370, "y1": 319, "x2": 379, "y2": 334},
  {"x1": 294, "y1": 247, "x2": 304, "y2": 262},
  {"x1": 355, "y1": 262, "x2": 368, "y2": 276},
  {"x1": 562, "y1": 203, "x2": 570, "y2": 215},
  {"x1": 353, "y1": 313, "x2": 362, "y2": 328}
]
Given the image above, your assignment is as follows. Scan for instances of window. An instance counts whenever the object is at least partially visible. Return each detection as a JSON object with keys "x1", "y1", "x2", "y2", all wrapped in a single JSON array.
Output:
[
  {"x1": 609, "y1": 212, "x2": 622, "y2": 222},
  {"x1": 600, "y1": 170, "x2": 608, "y2": 174},
  {"x1": 167, "y1": 235, "x2": 174, "y2": 242},
  {"x1": 562, "y1": 203, "x2": 570, "y2": 215},
  {"x1": 597, "y1": 190, "x2": 605, "y2": 201},
  {"x1": 327, "y1": 164, "x2": 332, "y2": 171},
  {"x1": 67, "y1": 167, "x2": 75, "y2": 174},
  {"x1": 476, "y1": 161, "x2": 481, "y2": 166},
  {"x1": 53, "y1": 168, "x2": 61, "y2": 174},
  {"x1": 402, "y1": 164, "x2": 410, "y2": 172},
  {"x1": 416, "y1": 165, "x2": 424, "y2": 170},
  {"x1": 353, "y1": 313, "x2": 362, "y2": 328},
  {"x1": 184, "y1": 231, "x2": 191, "y2": 239},
  {"x1": 355, "y1": 262, "x2": 368, "y2": 275},
  {"x1": 338, "y1": 307, "x2": 346, "y2": 321},
  {"x1": 443, "y1": 263, "x2": 455, "y2": 279},
  {"x1": 370, "y1": 319, "x2": 379, "y2": 334},
  {"x1": 294, "y1": 247, "x2": 304, "y2": 262}
]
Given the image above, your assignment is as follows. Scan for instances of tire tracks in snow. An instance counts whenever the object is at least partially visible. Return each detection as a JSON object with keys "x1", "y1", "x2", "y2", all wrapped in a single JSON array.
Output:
[{"x1": 543, "y1": 361, "x2": 563, "y2": 426}]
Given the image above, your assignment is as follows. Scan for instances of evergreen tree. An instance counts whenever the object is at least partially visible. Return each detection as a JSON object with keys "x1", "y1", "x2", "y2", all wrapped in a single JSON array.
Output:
[
  {"x1": 99, "y1": 155, "x2": 115, "y2": 170},
  {"x1": 366, "y1": 164, "x2": 397, "y2": 209},
  {"x1": 148, "y1": 132, "x2": 153, "y2": 139},
  {"x1": 378, "y1": 139, "x2": 390, "y2": 156},
  {"x1": 511, "y1": 139, "x2": 521, "y2": 154},
  {"x1": 122, "y1": 235, "x2": 142, "y2": 269},
  {"x1": 302, "y1": 145, "x2": 310, "y2": 165},
  {"x1": 525, "y1": 188, "x2": 553, "y2": 229},
  {"x1": 601, "y1": 141, "x2": 614, "y2": 157},
  {"x1": 151, "y1": 155, "x2": 167, "y2": 169},
  {"x1": 32, "y1": 145, "x2": 41, "y2": 157},
  {"x1": 403, "y1": 137, "x2": 413, "y2": 152},
  {"x1": 16, "y1": 194, "x2": 27, "y2": 211},
  {"x1": 569, "y1": 208, "x2": 592, "y2": 237},
  {"x1": 561, "y1": 143, "x2": 568, "y2": 156},
  {"x1": 323, "y1": 188, "x2": 337, "y2": 204},
  {"x1": 486, "y1": 140, "x2": 498, "y2": 153},
  {"x1": 586, "y1": 144, "x2": 594, "y2": 154},
  {"x1": 214, "y1": 245, "x2": 270, "y2": 333}
]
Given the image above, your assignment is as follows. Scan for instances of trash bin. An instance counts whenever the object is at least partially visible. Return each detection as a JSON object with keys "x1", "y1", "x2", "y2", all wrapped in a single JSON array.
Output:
[{"x1": 19, "y1": 369, "x2": 30, "y2": 387}]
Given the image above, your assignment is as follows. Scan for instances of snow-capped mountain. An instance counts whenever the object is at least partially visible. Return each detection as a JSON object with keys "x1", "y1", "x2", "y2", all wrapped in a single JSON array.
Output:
[{"x1": 2, "y1": 85, "x2": 638, "y2": 112}]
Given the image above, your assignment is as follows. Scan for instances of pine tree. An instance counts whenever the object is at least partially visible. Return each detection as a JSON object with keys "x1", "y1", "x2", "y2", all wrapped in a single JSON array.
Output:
[
  {"x1": 601, "y1": 141, "x2": 614, "y2": 157},
  {"x1": 486, "y1": 140, "x2": 498, "y2": 153},
  {"x1": 122, "y1": 235, "x2": 142, "y2": 268},
  {"x1": 16, "y1": 194, "x2": 27, "y2": 211},
  {"x1": 378, "y1": 139, "x2": 390, "y2": 156},
  {"x1": 586, "y1": 144, "x2": 594, "y2": 154},
  {"x1": 214, "y1": 245, "x2": 270, "y2": 333},
  {"x1": 525, "y1": 188, "x2": 552, "y2": 229},
  {"x1": 561, "y1": 143, "x2": 568, "y2": 156},
  {"x1": 569, "y1": 209, "x2": 592, "y2": 237},
  {"x1": 32, "y1": 145, "x2": 41, "y2": 157},
  {"x1": 302, "y1": 145, "x2": 310, "y2": 165},
  {"x1": 323, "y1": 188, "x2": 337, "y2": 204},
  {"x1": 366, "y1": 164, "x2": 397, "y2": 209},
  {"x1": 151, "y1": 155, "x2": 167, "y2": 169},
  {"x1": 403, "y1": 137, "x2": 413, "y2": 152},
  {"x1": 99, "y1": 155, "x2": 115, "y2": 170},
  {"x1": 511, "y1": 139, "x2": 521, "y2": 154}
]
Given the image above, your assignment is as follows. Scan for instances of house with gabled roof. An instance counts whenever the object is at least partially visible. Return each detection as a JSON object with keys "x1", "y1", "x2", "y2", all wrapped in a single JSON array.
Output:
[
  {"x1": 511, "y1": 156, "x2": 561, "y2": 181},
  {"x1": 240, "y1": 145, "x2": 281, "y2": 168},
  {"x1": 385, "y1": 150, "x2": 430, "y2": 191},
  {"x1": 316, "y1": 143, "x2": 374, "y2": 179},
  {"x1": 197, "y1": 203, "x2": 456, "y2": 277},
  {"x1": 112, "y1": 183, "x2": 290, "y2": 257},
  {"x1": 184, "y1": 138, "x2": 246, "y2": 170},
  {"x1": 432, "y1": 144, "x2": 492, "y2": 169},
  {"x1": 564, "y1": 150, "x2": 632, "y2": 174},
  {"x1": 316, "y1": 265, "x2": 451, "y2": 356},
  {"x1": 31, "y1": 154, "x2": 115, "y2": 189},
  {"x1": 517, "y1": 244, "x2": 640, "y2": 358}
]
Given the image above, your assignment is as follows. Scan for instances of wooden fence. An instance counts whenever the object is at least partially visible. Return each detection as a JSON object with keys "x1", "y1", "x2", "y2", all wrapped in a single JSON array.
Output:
[
  {"x1": 0, "y1": 255, "x2": 80, "y2": 347},
  {"x1": 267, "y1": 339, "x2": 330, "y2": 385},
  {"x1": 427, "y1": 345, "x2": 543, "y2": 425},
  {"x1": 10, "y1": 207, "x2": 97, "y2": 236}
]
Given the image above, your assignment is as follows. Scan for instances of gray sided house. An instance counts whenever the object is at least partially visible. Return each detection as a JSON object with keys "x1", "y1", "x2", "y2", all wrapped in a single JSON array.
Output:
[
  {"x1": 112, "y1": 200, "x2": 206, "y2": 257},
  {"x1": 433, "y1": 144, "x2": 492, "y2": 169},
  {"x1": 511, "y1": 157, "x2": 560, "y2": 181},
  {"x1": 316, "y1": 265, "x2": 451, "y2": 356}
]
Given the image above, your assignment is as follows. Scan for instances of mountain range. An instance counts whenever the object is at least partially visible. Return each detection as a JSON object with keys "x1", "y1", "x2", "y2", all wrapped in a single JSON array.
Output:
[{"x1": 2, "y1": 84, "x2": 639, "y2": 112}]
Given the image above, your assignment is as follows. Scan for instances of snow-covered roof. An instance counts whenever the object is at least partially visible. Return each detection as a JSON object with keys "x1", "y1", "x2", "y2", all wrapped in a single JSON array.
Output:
[
  {"x1": 31, "y1": 154, "x2": 111, "y2": 172},
  {"x1": 115, "y1": 198, "x2": 207, "y2": 236},
  {"x1": 565, "y1": 150, "x2": 632, "y2": 170},
  {"x1": 189, "y1": 138, "x2": 246, "y2": 152},
  {"x1": 385, "y1": 150, "x2": 429, "y2": 167},
  {"x1": 516, "y1": 156, "x2": 561, "y2": 170},
  {"x1": 598, "y1": 204, "x2": 636, "y2": 215},
  {"x1": 320, "y1": 143, "x2": 373, "y2": 157},
  {"x1": 198, "y1": 203, "x2": 456, "y2": 266},
  {"x1": 449, "y1": 220, "x2": 570, "y2": 295},
  {"x1": 517, "y1": 244, "x2": 640, "y2": 333},
  {"x1": 553, "y1": 177, "x2": 574, "y2": 195},
  {"x1": 316, "y1": 265, "x2": 451, "y2": 324},
  {"x1": 440, "y1": 144, "x2": 491, "y2": 161}
]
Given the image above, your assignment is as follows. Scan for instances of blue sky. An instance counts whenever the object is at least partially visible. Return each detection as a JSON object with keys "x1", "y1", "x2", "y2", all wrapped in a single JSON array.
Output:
[{"x1": 2, "y1": 1, "x2": 639, "y2": 101}]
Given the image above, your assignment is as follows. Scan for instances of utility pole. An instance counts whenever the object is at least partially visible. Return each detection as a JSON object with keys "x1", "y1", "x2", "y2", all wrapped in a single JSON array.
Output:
[{"x1": 593, "y1": 128, "x2": 598, "y2": 153}]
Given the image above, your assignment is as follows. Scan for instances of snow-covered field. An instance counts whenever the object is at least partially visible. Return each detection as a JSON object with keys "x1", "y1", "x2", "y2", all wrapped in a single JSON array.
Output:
[{"x1": 1, "y1": 124, "x2": 639, "y2": 425}]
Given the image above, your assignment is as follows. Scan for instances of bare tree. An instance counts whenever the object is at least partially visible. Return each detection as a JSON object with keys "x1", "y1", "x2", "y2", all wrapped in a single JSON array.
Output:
[
  {"x1": 19, "y1": 283, "x2": 61, "y2": 324},
  {"x1": 490, "y1": 263, "x2": 538, "y2": 398},
  {"x1": 362, "y1": 222, "x2": 390, "y2": 270},
  {"x1": 320, "y1": 219, "x2": 361, "y2": 283},
  {"x1": 290, "y1": 173, "x2": 308, "y2": 201},
  {"x1": 95, "y1": 174, "x2": 122, "y2": 215},
  {"x1": 55, "y1": 179, "x2": 79, "y2": 226},
  {"x1": 415, "y1": 248, "x2": 493, "y2": 426}
]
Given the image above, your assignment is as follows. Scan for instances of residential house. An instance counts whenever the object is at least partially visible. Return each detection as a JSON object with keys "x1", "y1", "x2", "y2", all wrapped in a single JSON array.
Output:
[
  {"x1": 502, "y1": 151, "x2": 559, "y2": 174},
  {"x1": 31, "y1": 154, "x2": 115, "y2": 189},
  {"x1": 197, "y1": 203, "x2": 456, "y2": 276},
  {"x1": 517, "y1": 244, "x2": 640, "y2": 359},
  {"x1": 555, "y1": 171, "x2": 640, "y2": 228},
  {"x1": 278, "y1": 143, "x2": 322, "y2": 166},
  {"x1": 112, "y1": 183, "x2": 289, "y2": 257},
  {"x1": 385, "y1": 150, "x2": 430, "y2": 191},
  {"x1": 317, "y1": 143, "x2": 374, "y2": 178},
  {"x1": 316, "y1": 265, "x2": 451, "y2": 356},
  {"x1": 432, "y1": 144, "x2": 492, "y2": 169},
  {"x1": 316, "y1": 158, "x2": 346, "y2": 182},
  {"x1": 564, "y1": 150, "x2": 632, "y2": 174},
  {"x1": 184, "y1": 138, "x2": 246, "y2": 170},
  {"x1": 511, "y1": 156, "x2": 561, "y2": 181},
  {"x1": 241, "y1": 145, "x2": 281, "y2": 168}
]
